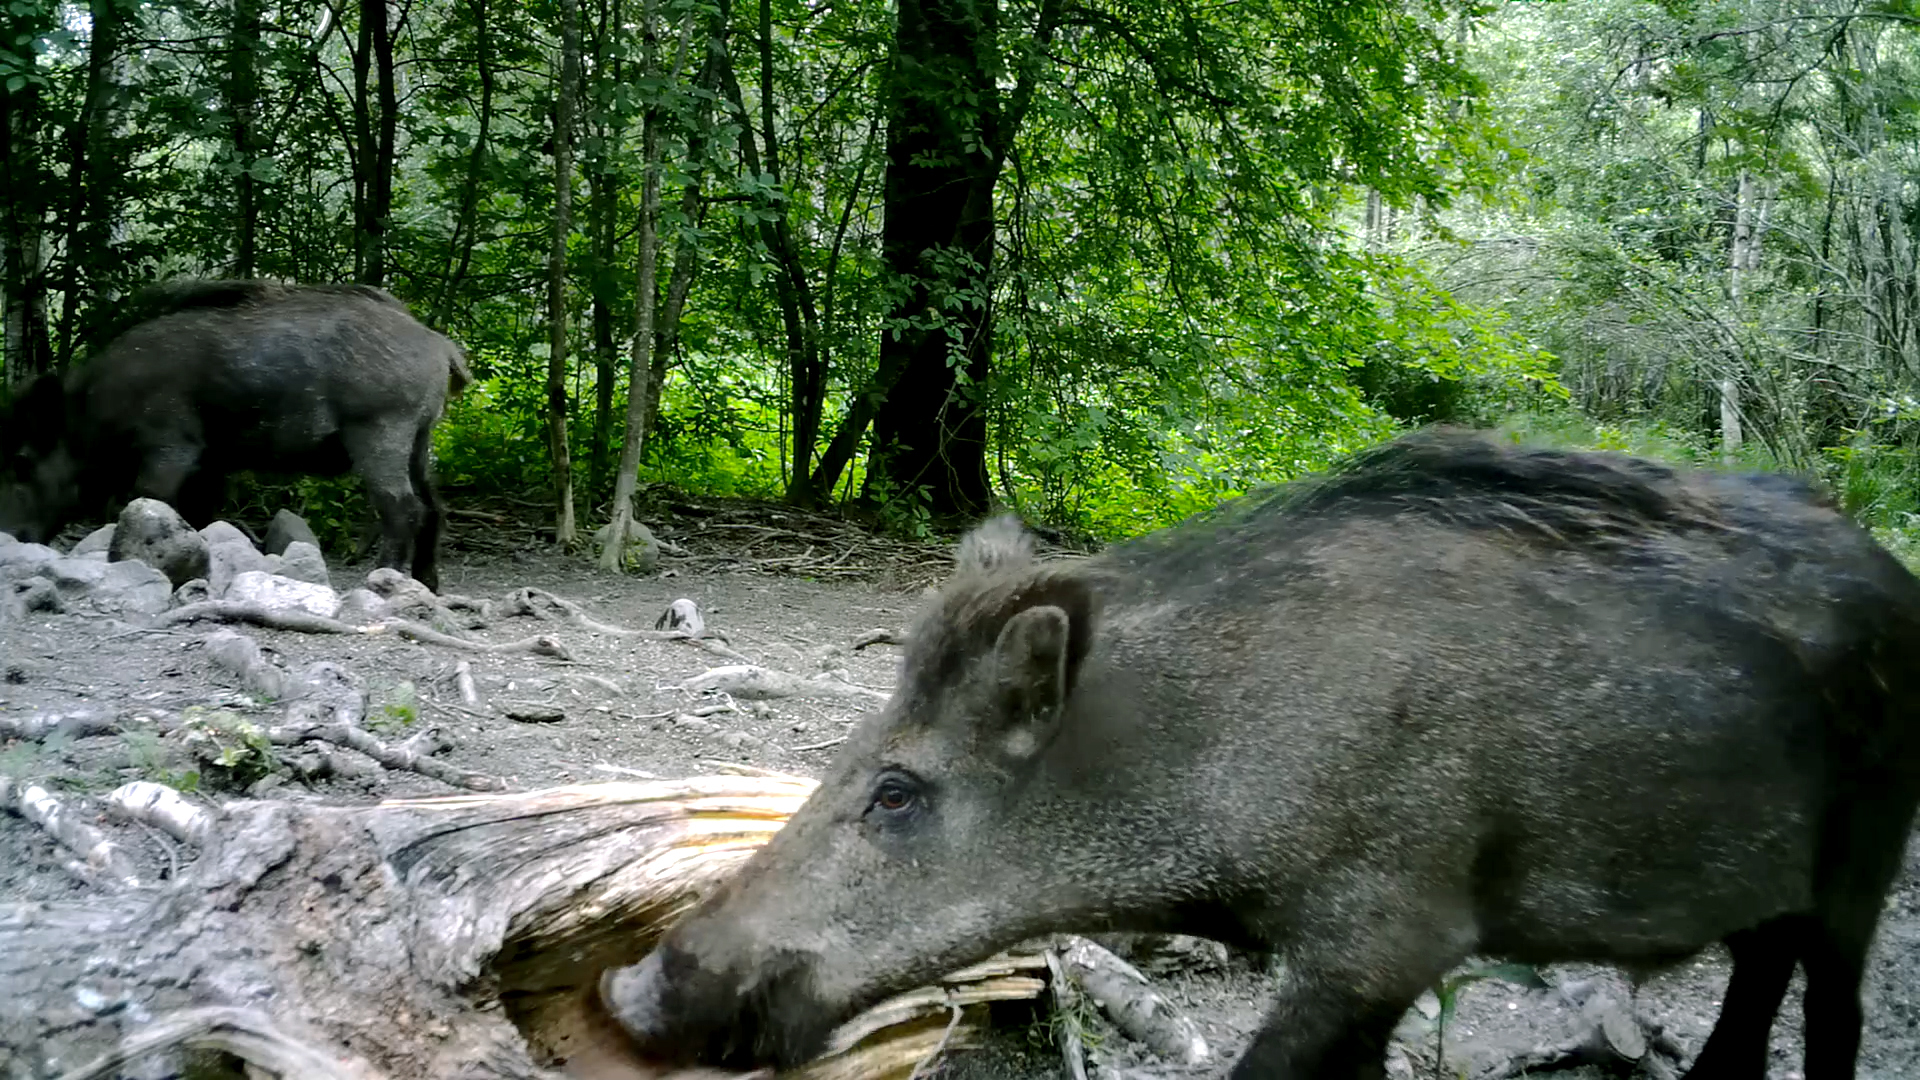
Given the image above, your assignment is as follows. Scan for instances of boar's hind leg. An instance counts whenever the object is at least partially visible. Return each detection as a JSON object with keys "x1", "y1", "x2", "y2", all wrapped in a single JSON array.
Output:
[
  {"x1": 1796, "y1": 791, "x2": 1918, "y2": 1080},
  {"x1": 344, "y1": 421, "x2": 427, "y2": 584},
  {"x1": 406, "y1": 425, "x2": 444, "y2": 594},
  {"x1": 1681, "y1": 916, "x2": 1802, "y2": 1079}
]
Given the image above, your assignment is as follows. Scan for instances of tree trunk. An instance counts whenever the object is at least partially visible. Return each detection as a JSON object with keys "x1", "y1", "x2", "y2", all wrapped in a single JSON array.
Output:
[
  {"x1": 546, "y1": 0, "x2": 583, "y2": 550},
  {"x1": 859, "y1": 0, "x2": 1001, "y2": 521},
  {"x1": 587, "y1": 0, "x2": 625, "y2": 498},
  {"x1": 230, "y1": 0, "x2": 264, "y2": 278},
  {"x1": 1, "y1": 69, "x2": 53, "y2": 385},
  {"x1": 599, "y1": 0, "x2": 667, "y2": 573},
  {"x1": 58, "y1": 0, "x2": 128, "y2": 362},
  {"x1": 353, "y1": 0, "x2": 396, "y2": 287},
  {"x1": 431, "y1": 0, "x2": 494, "y2": 326}
]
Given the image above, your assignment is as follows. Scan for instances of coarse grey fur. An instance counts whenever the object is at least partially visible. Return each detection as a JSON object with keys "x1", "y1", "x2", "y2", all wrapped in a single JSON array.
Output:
[
  {"x1": 601, "y1": 428, "x2": 1920, "y2": 1080},
  {"x1": 0, "y1": 280, "x2": 471, "y2": 591}
]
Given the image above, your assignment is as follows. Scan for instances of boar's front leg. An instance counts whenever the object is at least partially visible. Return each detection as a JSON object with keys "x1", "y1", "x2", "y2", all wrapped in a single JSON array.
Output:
[{"x1": 1232, "y1": 910, "x2": 1467, "y2": 1080}]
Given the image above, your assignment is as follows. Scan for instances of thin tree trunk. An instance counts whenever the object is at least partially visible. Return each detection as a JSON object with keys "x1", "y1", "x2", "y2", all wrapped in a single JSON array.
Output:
[
  {"x1": 545, "y1": 0, "x2": 583, "y2": 549},
  {"x1": 230, "y1": 0, "x2": 264, "y2": 278},
  {"x1": 353, "y1": 0, "x2": 394, "y2": 286},
  {"x1": 599, "y1": 0, "x2": 666, "y2": 572},
  {"x1": 587, "y1": 0, "x2": 623, "y2": 498}
]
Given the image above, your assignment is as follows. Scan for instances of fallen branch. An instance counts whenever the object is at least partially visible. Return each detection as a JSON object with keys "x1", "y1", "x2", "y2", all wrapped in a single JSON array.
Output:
[
  {"x1": 454, "y1": 660, "x2": 481, "y2": 706},
  {"x1": 1046, "y1": 950, "x2": 1091, "y2": 1080},
  {"x1": 270, "y1": 720, "x2": 503, "y2": 791},
  {"x1": 47, "y1": 1006, "x2": 380, "y2": 1080},
  {"x1": 850, "y1": 629, "x2": 907, "y2": 651},
  {"x1": 681, "y1": 665, "x2": 889, "y2": 705},
  {"x1": 386, "y1": 619, "x2": 575, "y2": 659},
  {"x1": 0, "y1": 776, "x2": 142, "y2": 889},
  {"x1": 106, "y1": 781, "x2": 215, "y2": 846},
  {"x1": 1060, "y1": 936, "x2": 1210, "y2": 1066}
]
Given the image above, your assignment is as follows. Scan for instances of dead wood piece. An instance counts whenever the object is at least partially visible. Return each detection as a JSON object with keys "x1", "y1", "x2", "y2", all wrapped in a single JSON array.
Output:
[
  {"x1": 107, "y1": 780, "x2": 215, "y2": 846},
  {"x1": 286, "y1": 744, "x2": 386, "y2": 784},
  {"x1": 0, "y1": 707, "x2": 128, "y2": 741},
  {"x1": 681, "y1": 665, "x2": 888, "y2": 705},
  {"x1": 455, "y1": 660, "x2": 483, "y2": 706},
  {"x1": 1060, "y1": 936, "x2": 1210, "y2": 1066},
  {"x1": 0, "y1": 776, "x2": 142, "y2": 889},
  {"x1": 506, "y1": 705, "x2": 567, "y2": 724},
  {"x1": 387, "y1": 619, "x2": 574, "y2": 659},
  {"x1": 849, "y1": 630, "x2": 906, "y2": 651},
  {"x1": 271, "y1": 720, "x2": 504, "y2": 791}
]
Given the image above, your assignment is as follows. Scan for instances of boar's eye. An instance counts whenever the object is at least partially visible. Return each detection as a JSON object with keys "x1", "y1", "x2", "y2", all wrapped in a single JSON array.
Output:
[{"x1": 866, "y1": 772, "x2": 923, "y2": 820}]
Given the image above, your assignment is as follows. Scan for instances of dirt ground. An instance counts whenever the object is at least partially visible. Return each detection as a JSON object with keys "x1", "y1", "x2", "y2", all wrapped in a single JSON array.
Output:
[{"x1": 2, "y1": 502, "x2": 1918, "y2": 1080}]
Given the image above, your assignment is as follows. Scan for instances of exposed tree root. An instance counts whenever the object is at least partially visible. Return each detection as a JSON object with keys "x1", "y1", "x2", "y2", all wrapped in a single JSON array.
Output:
[
  {"x1": 849, "y1": 630, "x2": 906, "y2": 651},
  {"x1": 158, "y1": 601, "x2": 575, "y2": 659},
  {"x1": 0, "y1": 707, "x2": 129, "y2": 741}
]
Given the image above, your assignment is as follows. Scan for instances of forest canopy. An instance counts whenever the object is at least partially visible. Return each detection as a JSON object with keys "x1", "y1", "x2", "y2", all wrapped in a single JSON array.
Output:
[{"x1": 1, "y1": 0, "x2": 1916, "y2": 557}]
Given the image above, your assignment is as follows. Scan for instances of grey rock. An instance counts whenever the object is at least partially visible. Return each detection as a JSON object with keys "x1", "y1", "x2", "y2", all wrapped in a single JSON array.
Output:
[
  {"x1": 173, "y1": 578, "x2": 212, "y2": 606},
  {"x1": 0, "y1": 541, "x2": 61, "y2": 582},
  {"x1": 11, "y1": 575, "x2": 62, "y2": 615},
  {"x1": 276, "y1": 540, "x2": 331, "y2": 587},
  {"x1": 70, "y1": 524, "x2": 116, "y2": 557},
  {"x1": 200, "y1": 520, "x2": 274, "y2": 597},
  {"x1": 47, "y1": 557, "x2": 109, "y2": 600},
  {"x1": 333, "y1": 588, "x2": 385, "y2": 626},
  {"x1": 365, "y1": 566, "x2": 440, "y2": 620},
  {"x1": 110, "y1": 499, "x2": 210, "y2": 587},
  {"x1": 263, "y1": 510, "x2": 321, "y2": 557},
  {"x1": 98, "y1": 560, "x2": 173, "y2": 615},
  {"x1": 223, "y1": 570, "x2": 339, "y2": 618}
]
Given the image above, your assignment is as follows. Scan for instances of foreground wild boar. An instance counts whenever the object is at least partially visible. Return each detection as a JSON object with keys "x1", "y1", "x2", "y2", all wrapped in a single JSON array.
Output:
[
  {"x1": 602, "y1": 429, "x2": 1920, "y2": 1079},
  {"x1": 0, "y1": 280, "x2": 469, "y2": 590}
]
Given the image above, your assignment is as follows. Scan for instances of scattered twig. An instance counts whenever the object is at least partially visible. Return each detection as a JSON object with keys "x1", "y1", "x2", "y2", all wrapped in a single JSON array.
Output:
[
  {"x1": 1060, "y1": 936, "x2": 1210, "y2": 1066},
  {"x1": 107, "y1": 781, "x2": 214, "y2": 846},
  {"x1": 569, "y1": 672, "x2": 624, "y2": 695},
  {"x1": 0, "y1": 776, "x2": 142, "y2": 889},
  {"x1": 503, "y1": 705, "x2": 566, "y2": 724},
  {"x1": 790, "y1": 735, "x2": 848, "y2": 752}
]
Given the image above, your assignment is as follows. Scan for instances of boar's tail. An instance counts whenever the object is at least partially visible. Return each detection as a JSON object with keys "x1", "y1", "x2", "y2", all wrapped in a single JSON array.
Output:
[{"x1": 446, "y1": 344, "x2": 475, "y2": 396}]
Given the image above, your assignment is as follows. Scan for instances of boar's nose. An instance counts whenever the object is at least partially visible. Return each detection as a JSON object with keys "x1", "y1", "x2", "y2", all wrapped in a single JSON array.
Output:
[{"x1": 601, "y1": 948, "x2": 680, "y2": 1054}]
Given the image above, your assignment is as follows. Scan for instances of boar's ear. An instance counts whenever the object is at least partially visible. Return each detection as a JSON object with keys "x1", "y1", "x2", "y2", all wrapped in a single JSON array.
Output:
[{"x1": 990, "y1": 576, "x2": 1096, "y2": 756}]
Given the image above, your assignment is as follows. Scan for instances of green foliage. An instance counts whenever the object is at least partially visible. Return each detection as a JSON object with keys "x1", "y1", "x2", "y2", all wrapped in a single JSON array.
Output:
[
  {"x1": 369, "y1": 681, "x2": 419, "y2": 734},
  {"x1": 176, "y1": 706, "x2": 277, "y2": 791},
  {"x1": 120, "y1": 729, "x2": 200, "y2": 792}
]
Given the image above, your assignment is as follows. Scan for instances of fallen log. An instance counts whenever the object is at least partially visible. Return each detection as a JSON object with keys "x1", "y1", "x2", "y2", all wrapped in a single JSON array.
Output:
[{"x1": 0, "y1": 773, "x2": 1048, "y2": 1080}]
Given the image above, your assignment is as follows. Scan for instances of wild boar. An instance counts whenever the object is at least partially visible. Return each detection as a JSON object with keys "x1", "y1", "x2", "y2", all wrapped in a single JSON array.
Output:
[
  {"x1": 601, "y1": 429, "x2": 1920, "y2": 1079},
  {"x1": 0, "y1": 280, "x2": 470, "y2": 591}
]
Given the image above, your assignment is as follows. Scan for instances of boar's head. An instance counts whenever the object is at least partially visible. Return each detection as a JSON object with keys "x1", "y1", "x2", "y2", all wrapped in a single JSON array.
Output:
[
  {"x1": 0, "y1": 373, "x2": 82, "y2": 543},
  {"x1": 602, "y1": 516, "x2": 1117, "y2": 1069}
]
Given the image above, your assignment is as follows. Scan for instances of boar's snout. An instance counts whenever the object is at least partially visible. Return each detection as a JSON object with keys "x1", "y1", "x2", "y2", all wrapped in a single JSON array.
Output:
[{"x1": 599, "y1": 938, "x2": 836, "y2": 1071}]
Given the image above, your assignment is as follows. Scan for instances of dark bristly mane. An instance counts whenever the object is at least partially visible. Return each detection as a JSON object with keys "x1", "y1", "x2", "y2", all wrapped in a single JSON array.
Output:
[{"x1": 88, "y1": 280, "x2": 405, "y2": 356}]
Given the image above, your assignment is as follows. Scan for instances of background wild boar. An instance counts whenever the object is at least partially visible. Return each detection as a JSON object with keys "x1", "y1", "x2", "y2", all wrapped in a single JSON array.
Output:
[
  {"x1": 601, "y1": 428, "x2": 1920, "y2": 1080},
  {"x1": 0, "y1": 280, "x2": 470, "y2": 590}
]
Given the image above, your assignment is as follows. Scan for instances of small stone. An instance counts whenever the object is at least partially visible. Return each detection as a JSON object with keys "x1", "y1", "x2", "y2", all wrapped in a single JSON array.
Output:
[
  {"x1": 97, "y1": 559, "x2": 172, "y2": 615},
  {"x1": 172, "y1": 578, "x2": 212, "y2": 607},
  {"x1": 12, "y1": 575, "x2": 62, "y2": 614},
  {"x1": 276, "y1": 541, "x2": 331, "y2": 587},
  {"x1": 0, "y1": 540, "x2": 61, "y2": 582},
  {"x1": 263, "y1": 510, "x2": 321, "y2": 556},
  {"x1": 69, "y1": 524, "x2": 115, "y2": 558}
]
